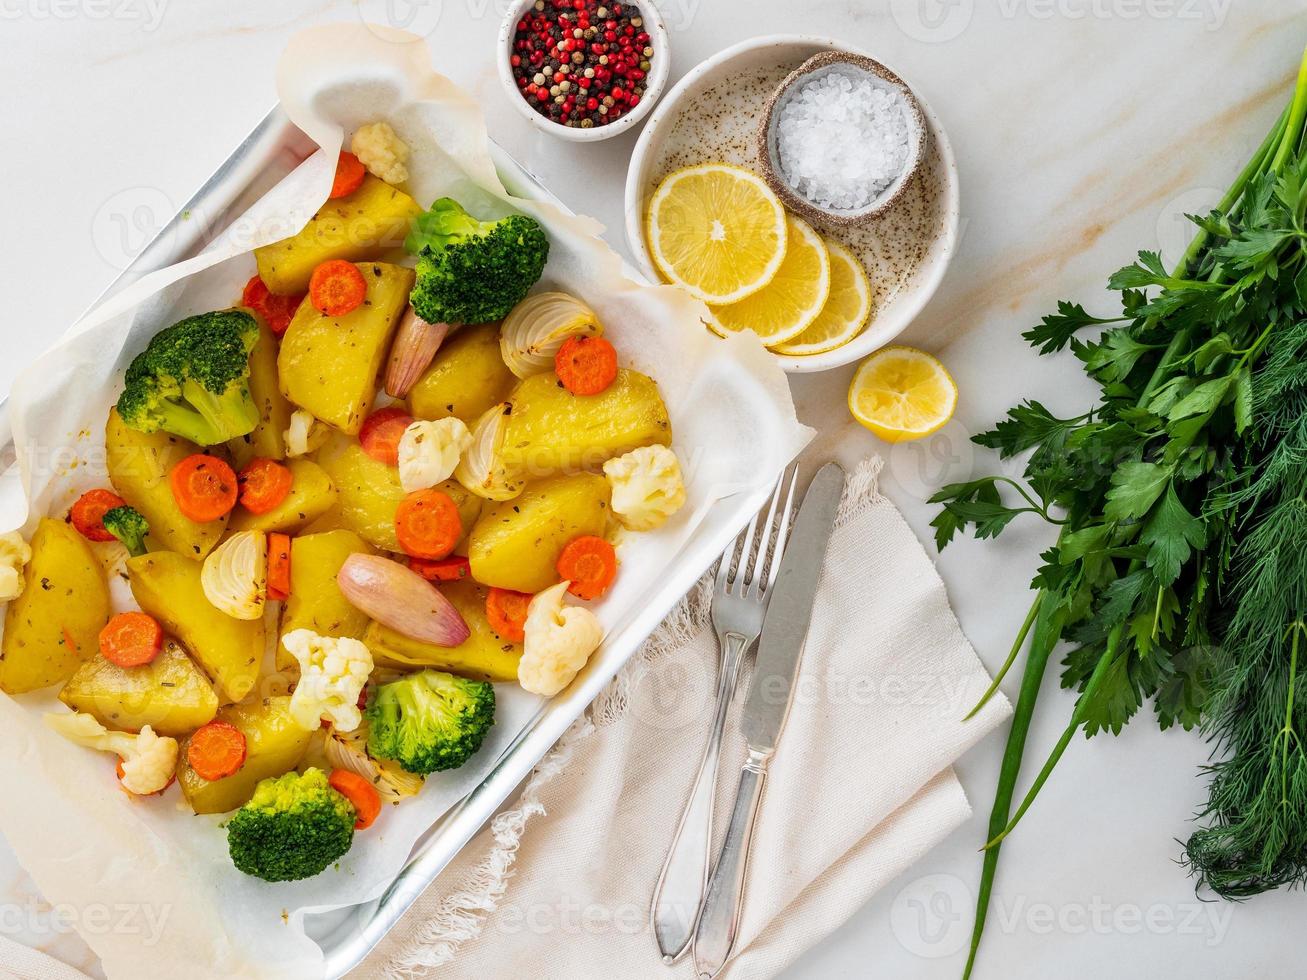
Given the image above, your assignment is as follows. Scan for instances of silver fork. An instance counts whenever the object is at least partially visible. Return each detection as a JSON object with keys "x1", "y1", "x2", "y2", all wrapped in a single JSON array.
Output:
[{"x1": 651, "y1": 466, "x2": 799, "y2": 963}]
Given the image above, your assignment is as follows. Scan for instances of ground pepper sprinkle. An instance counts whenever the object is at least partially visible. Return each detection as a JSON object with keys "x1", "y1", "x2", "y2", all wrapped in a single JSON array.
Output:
[{"x1": 510, "y1": 0, "x2": 654, "y2": 129}]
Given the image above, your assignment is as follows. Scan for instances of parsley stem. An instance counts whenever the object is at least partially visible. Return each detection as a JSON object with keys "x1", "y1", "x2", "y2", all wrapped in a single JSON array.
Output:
[{"x1": 963, "y1": 594, "x2": 1041, "y2": 721}]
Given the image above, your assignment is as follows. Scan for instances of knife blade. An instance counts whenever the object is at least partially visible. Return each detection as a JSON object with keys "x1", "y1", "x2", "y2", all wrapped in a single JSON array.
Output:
[{"x1": 740, "y1": 461, "x2": 845, "y2": 752}]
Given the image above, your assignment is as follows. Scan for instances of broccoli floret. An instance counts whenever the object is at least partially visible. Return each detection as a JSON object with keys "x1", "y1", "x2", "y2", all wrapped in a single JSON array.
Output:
[
  {"x1": 102, "y1": 506, "x2": 148, "y2": 557},
  {"x1": 405, "y1": 198, "x2": 549, "y2": 325},
  {"x1": 116, "y1": 310, "x2": 261, "y2": 446},
  {"x1": 364, "y1": 669, "x2": 496, "y2": 775},
  {"x1": 226, "y1": 768, "x2": 356, "y2": 883}
]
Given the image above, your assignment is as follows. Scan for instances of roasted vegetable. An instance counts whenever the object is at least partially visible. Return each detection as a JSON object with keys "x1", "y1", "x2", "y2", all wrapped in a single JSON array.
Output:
[
  {"x1": 228, "y1": 320, "x2": 293, "y2": 468},
  {"x1": 518, "y1": 581, "x2": 604, "y2": 696},
  {"x1": 365, "y1": 669, "x2": 495, "y2": 775},
  {"x1": 101, "y1": 505, "x2": 149, "y2": 557},
  {"x1": 177, "y1": 696, "x2": 313, "y2": 814},
  {"x1": 45, "y1": 711, "x2": 178, "y2": 796},
  {"x1": 0, "y1": 519, "x2": 109, "y2": 694},
  {"x1": 366, "y1": 576, "x2": 523, "y2": 683},
  {"x1": 408, "y1": 323, "x2": 516, "y2": 424},
  {"x1": 227, "y1": 458, "x2": 337, "y2": 535},
  {"x1": 406, "y1": 198, "x2": 549, "y2": 325},
  {"x1": 278, "y1": 262, "x2": 415, "y2": 435},
  {"x1": 226, "y1": 768, "x2": 355, "y2": 881},
  {"x1": 279, "y1": 530, "x2": 376, "y2": 670},
  {"x1": 116, "y1": 310, "x2": 261, "y2": 447},
  {"x1": 60, "y1": 639, "x2": 218, "y2": 736},
  {"x1": 127, "y1": 552, "x2": 263, "y2": 703},
  {"x1": 501, "y1": 369, "x2": 672, "y2": 476},
  {"x1": 105, "y1": 408, "x2": 228, "y2": 558},
  {"x1": 254, "y1": 175, "x2": 423, "y2": 295},
  {"x1": 468, "y1": 473, "x2": 611, "y2": 593}
]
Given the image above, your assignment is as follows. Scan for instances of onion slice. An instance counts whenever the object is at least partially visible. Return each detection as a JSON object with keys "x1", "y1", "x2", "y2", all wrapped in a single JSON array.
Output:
[
  {"x1": 500, "y1": 291, "x2": 602, "y2": 378},
  {"x1": 337, "y1": 553, "x2": 470, "y2": 647},
  {"x1": 385, "y1": 308, "x2": 450, "y2": 398},
  {"x1": 454, "y1": 402, "x2": 523, "y2": 501}
]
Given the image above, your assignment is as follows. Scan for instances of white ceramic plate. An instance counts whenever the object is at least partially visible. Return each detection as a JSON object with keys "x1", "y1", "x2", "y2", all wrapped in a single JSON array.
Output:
[{"x1": 624, "y1": 35, "x2": 961, "y2": 374}]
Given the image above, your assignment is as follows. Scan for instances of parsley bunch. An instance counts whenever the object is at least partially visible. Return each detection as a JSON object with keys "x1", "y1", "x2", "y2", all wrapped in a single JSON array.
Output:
[{"x1": 935, "y1": 46, "x2": 1307, "y2": 977}]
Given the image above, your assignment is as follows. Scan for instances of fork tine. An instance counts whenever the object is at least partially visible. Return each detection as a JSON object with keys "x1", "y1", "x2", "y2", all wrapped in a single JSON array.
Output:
[
  {"x1": 745, "y1": 469, "x2": 788, "y2": 598},
  {"x1": 715, "y1": 528, "x2": 742, "y2": 591},
  {"x1": 734, "y1": 506, "x2": 761, "y2": 596},
  {"x1": 764, "y1": 466, "x2": 800, "y2": 594}
]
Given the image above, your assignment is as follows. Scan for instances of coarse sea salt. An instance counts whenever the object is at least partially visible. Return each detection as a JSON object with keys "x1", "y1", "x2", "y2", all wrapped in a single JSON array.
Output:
[{"x1": 775, "y1": 69, "x2": 911, "y2": 211}]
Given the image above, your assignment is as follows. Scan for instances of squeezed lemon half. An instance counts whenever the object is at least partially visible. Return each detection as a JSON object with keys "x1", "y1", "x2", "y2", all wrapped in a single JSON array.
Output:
[
  {"x1": 646, "y1": 164, "x2": 788, "y2": 305},
  {"x1": 705, "y1": 213, "x2": 831, "y2": 347},
  {"x1": 848, "y1": 346, "x2": 957, "y2": 442},
  {"x1": 772, "y1": 239, "x2": 873, "y2": 356}
]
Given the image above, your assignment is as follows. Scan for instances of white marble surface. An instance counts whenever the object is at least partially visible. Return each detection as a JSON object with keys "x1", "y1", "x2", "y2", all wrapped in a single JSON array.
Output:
[{"x1": 3, "y1": 1, "x2": 1307, "y2": 977}]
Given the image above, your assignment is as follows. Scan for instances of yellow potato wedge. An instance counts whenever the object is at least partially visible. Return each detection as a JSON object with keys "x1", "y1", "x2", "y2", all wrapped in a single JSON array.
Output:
[
  {"x1": 408, "y1": 324, "x2": 516, "y2": 424},
  {"x1": 59, "y1": 639, "x2": 218, "y2": 737},
  {"x1": 127, "y1": 552, "x2": 262, "y2": 703},
  {"x1": 278, "y1": 262, "x2": 416, "y2": 435},
  {"x1": 366, "y1": 576, "x2": 522, "y2": 682},
  {"x1": 468, "y1": 473, "x2": 610, "y2": 593},
  {"x1": 106, "y1": 407, "x2": 228, "y2": 559},
  {"x1": 0, "y1": 519, "x2": 110, "y2": 694},
  {"x1": 502, "y1": 369, "x2": 672, "y2": 477},
  {"x1": 254, "y1": 175, "x2": 422, "y2": 295},
  {"x1": 177, "y1": 696, "x2": 313, "y2": 814},
  {"x1": 278, "y1": 530, "x2": 376, "y2": 672},
  {"x1": 227, "y1": 458, "x2": 337, "y2": 535},
  {"x1": 228, "y1": 320, "x2": 292, "y2": 468}
]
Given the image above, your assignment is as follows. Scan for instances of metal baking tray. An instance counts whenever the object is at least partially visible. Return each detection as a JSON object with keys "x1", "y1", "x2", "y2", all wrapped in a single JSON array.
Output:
[{"x1": 6, "y1": 104, "x2": 775, "y2": 977}]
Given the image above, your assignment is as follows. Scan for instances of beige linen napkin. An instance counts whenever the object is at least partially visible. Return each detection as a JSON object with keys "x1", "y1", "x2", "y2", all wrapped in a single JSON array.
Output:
[{"x1": 359, "y1": 458, "x2": 1012, "y2": 979}]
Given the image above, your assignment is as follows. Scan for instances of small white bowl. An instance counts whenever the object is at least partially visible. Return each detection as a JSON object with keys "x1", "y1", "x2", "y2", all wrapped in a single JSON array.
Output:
[
  {"x1": 497, "y1": 0, "x2": 670, "y2": 143},
  {"x1": 624, "y1": 35, "x2": 961, "y2": 374}
]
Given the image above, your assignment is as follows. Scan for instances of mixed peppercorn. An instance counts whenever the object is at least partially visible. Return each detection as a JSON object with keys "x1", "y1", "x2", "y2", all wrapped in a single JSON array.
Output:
[{"x1": 509, "y1": 0, "x2": 654, "y2": 129}]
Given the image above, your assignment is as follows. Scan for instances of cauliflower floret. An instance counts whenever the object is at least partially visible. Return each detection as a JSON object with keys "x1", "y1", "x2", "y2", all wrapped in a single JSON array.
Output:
[
  {"x1": 283, "y1": 629, "x2": 374, "y2": 732},
  {"x1": 518, "y1": 582, "x2": 605, "y2": 697},
  {"x1": 43, "y1": 712, "x2": 178, "y2": 796},
  {"x1": 0, "y1": 531, "x2": 32, "y2": 602},
  {"x1": 399, "y1": 418, "x2": 473, "y2": 493},
  {"x1": 351, "y1": 121, "x2": 410, "y2": 186},
  {"x1": 602, "y1": 445, "x2": 687, "y2": 532},
  {"x1": 284, "y1": 409, "x2": 329, "y2": 458}
]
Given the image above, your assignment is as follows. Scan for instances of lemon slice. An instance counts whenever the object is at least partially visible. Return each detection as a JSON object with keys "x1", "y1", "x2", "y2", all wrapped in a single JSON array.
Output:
[
  {"x1": 646, "y1": 164, "x2": 788, "y2": 304},
  {"x1": 772, "y1": 239, "x2": 872, "y2": 356},
  {"x1": 706, "y1": 214, "x2": 831, "y2": 347},
  {"x1": 848, "y1": 346, "x2": 957, "y2": 442}
]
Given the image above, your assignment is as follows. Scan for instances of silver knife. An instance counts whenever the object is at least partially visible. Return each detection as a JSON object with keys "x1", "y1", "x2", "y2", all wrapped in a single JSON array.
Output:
[{"x1": 691, "y1": 462, "x2": 846, "y2": 979}]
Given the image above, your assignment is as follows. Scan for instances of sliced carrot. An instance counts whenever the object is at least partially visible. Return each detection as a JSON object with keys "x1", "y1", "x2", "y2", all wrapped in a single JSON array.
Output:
[
  {"x1": 409, "y1": 555, "x2": 471, "y2": 583},
  {"x1": 170, "y1": 455, "x2": 238, "y2": 523},
  {"x1": 329, "y1": 768, "x2": 383, "y2": 830},
  {"x1": 557, "y1": 535, "x2": 618, "y2": 601},
  {"x1": 187, "y1": 720, "x2": 248, "y2": 781},
  {"x1": 268, "y1": 533, "x2": 291, "y2": 601},
  {"x1": 359, "y1": 407, "x2": 415, "y2": 466},
  {"x1": 329, "y1": 151, "x2": 367, "y2": 200},
  {"x1": 241, "y1": 274, "x2": 304, "y2": 335},
  {"x1": 555, "y1": 335, "x2": 618, "y2": 396},
  {"x1": 70, "y1": 489, "x2": 127, "y2": 542},
  {"x1": 238, "y1": 458, "x2": 294, "y2": 515},
  {"x1": 99, "y1": 612, "x2": 163, "y2": 668},
  {"x1": 309, "y1": 259, "x2": 367, "y2": 317},
  {"x1": 486, "y1": 587, "x2": 532, "y2": 643},
  {"x1": 396, "y1": 489, "x2": 463, "y2": 560}
]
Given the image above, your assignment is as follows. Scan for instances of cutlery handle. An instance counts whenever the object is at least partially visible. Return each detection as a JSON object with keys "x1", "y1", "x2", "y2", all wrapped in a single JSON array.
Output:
[
  {"x1": 693, "y1": 748, "x2": 770, "y2": 980},
  {"x1": 652, "y1": 631, "x2": 750, "y2": 962}
]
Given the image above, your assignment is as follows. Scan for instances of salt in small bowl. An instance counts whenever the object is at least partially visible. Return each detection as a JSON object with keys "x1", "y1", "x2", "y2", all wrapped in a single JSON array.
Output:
[{"x1": 758, "y1": 51, "x2": 927, "y2": 225}]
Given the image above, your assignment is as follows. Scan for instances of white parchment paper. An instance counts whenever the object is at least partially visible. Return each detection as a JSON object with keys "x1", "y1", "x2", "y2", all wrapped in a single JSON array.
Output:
[{"x1": 0, "y1": 24, "x2": 811, "y2": 980}]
